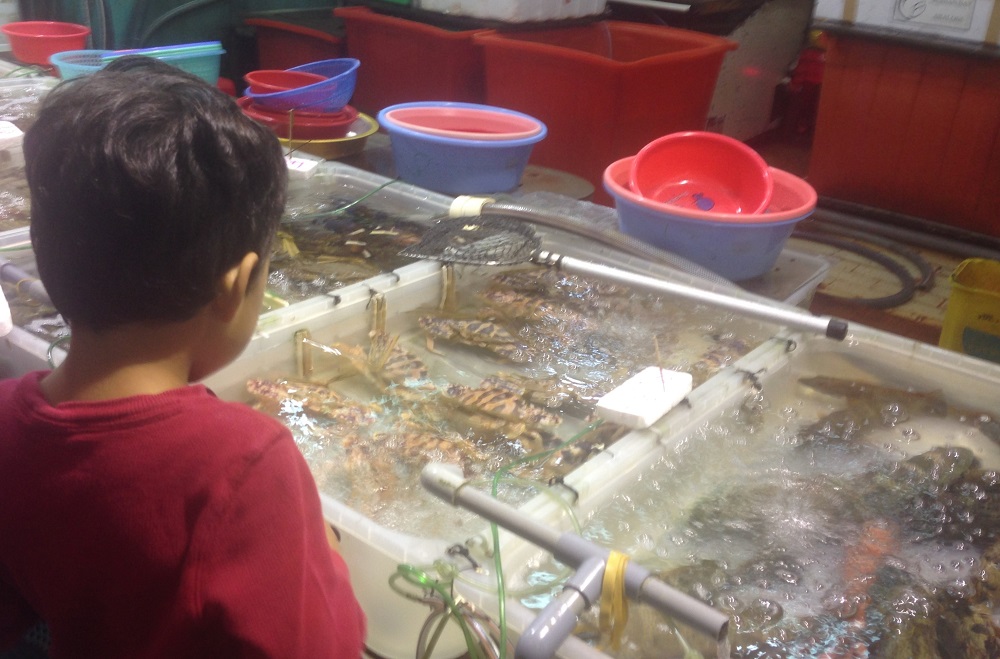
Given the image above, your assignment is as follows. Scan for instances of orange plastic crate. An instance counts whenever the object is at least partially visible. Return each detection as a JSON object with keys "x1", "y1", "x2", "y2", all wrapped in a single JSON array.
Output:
[
  {"x1": 809, "y1": 34, "x2": 1000, "y2": 237},
  {"x1": 474, "y1": 21, "x2": 736, "y2": 203},
  {"x1": 333, "y1": 6, "x2": 487, "y2": 116},
  {"x1": 245, "y1": 17, "x2": 345, "y2": 71}
]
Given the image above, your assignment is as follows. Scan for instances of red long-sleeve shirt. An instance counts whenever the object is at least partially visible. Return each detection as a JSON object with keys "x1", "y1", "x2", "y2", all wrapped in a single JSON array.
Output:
[{"x1": 0, "y1": 371, "x2": 366, "y2": 658}]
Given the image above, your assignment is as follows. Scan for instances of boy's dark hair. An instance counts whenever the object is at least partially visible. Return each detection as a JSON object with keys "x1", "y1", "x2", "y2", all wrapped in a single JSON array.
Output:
[{"x1": 24, "y1": 56, "x2": 287, "y2": 331}]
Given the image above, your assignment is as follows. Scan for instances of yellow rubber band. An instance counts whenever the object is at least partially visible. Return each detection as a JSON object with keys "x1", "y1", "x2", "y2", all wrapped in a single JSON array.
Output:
[{"x1": 599, "y1": 550, "x2": 630, "y2": 651}]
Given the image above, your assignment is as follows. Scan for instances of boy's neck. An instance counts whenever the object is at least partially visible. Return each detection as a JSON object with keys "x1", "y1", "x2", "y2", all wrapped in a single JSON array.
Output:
[{"x1": 40, "y1": 316, "x2": 208, "y2": 405}]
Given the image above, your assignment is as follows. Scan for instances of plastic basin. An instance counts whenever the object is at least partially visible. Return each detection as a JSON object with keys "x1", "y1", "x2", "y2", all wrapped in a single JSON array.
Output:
[
  {"x1": 605, "y1": 156, "x2": 815, "y2": 280},
  {"x1": 244, "y1": 69, "x2": 327, "y2": 94},
  {"x1": 630, "y1": 131, "x2": 772, "y2": 214},
  {"x1": 245, "y1": 58, "x2": 359, "y2": 113},
  {"x1": 382, "y1": 103, "x2": 543, "y2": 141},
  {"x1": 277, "y1": 112, "x2": 379, "y2": 160},
  {"x1": 378, "y1": 101, "x2": 547, "y2": 195},
  {"x1": 238, "y1": 96, "x2": 358, "y2": 140},
  {"x1": 1, "y1": 21, "x2": 90, "y2": 66}
]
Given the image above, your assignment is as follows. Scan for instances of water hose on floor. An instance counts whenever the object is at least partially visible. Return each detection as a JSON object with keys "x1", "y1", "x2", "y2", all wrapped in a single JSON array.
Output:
[{"x1": 792, "y1": 226, "x2": 921, "y2": 309}]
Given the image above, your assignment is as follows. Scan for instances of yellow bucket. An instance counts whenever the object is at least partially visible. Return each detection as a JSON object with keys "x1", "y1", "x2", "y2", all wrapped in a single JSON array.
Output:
[{"x1": 939, "y1": 258, "x2": 1000, "y2": 364}]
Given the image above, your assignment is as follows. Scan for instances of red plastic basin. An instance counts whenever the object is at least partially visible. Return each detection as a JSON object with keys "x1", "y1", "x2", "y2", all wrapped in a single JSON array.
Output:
[{"x1": 238, "y1": 96, "x2": 358, "y2": 140}]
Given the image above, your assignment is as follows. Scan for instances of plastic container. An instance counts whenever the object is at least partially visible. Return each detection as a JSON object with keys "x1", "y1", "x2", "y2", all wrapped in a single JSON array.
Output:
[
  {"x1": 379, "y1": 101, "x2": 547, "y2": 195},
  {"x1": 48, "y1": 49, "x2": 108, "y2": 79},
  {"x1": 333, "y1": 6, "x2": 488, "y2": 115},
  {"x1": 939, "y1": 258, "x2": 1000, "y2": 364},
  {"x1": 245, "y1": 58, "x2": 358, "y2": 113},
  {"x1": 474, "y1": 21, "x2": 736, "y2": 204},
  {"x1": 244, "y1": 14, "x2": 345, "y2": 71},
  {"x1": 1, "y1": 21, "x2": 90, "y2": 66},
  {"x1": 238, "y1": 97, "x2": 358, "y2": 140},
  {"x1": 605, "y1": 156, "x2": 815, "y2": 280},
  {"x1": 630, "y1": 131, "x2": 772, "y2": 214},
  {"x1": 49, "y1": 45, "x2": 224, "y2": 83},
  {"x1": 277, "y1": 112, "x2": 379, "y2": 160},
  {"x1": 243, "y1": 69, "x2": 327, "y2": 94},
  {"x1": 382, "y1": 104, "x2": 543, "y2": 140},
  {"x1": 419, "y1": 0, "x2": 606, "y2": 22}
]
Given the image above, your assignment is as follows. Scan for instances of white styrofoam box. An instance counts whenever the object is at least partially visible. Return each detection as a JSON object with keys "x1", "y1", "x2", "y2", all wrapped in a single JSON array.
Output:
[
  {"x1": 455, "y1": 325, "x2": 1000, "y2": 657},
  {"x1": 417, "y1": 0, "x2": 607, "y2": 22},
  {"x1": 813, "y1": 0, "x2": 1000, "y2": 45}
]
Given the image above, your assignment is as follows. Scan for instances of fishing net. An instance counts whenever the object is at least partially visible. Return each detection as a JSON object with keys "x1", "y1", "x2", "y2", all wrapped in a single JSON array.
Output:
[{"x1": 400, "y1": 216, "x2": 540, "y2": 266}]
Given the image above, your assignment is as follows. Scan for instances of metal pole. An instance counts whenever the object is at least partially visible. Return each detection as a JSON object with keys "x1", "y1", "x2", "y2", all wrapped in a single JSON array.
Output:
[{"x1": 533, "y1": 250, "x2": 848, "y2": 340}]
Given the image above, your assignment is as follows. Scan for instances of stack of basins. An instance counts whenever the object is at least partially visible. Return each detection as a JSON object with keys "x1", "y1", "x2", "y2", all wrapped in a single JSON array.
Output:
[
  {"x1": 239, "y1": 58, "x2": 377, "y2": 159},
  {"x1": 604, "y1": 131, "x2": 817, "y2": 281},
  {"x1": 377, "y1": 101, "x2": 547, "y2": 195}
]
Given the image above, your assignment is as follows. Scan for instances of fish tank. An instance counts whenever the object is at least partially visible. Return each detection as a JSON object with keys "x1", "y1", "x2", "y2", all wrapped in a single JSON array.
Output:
[
  {"x1": 204, "y1": 232, "x2": 781, "y2": 657},
  {"x1": 452, "y1": 326, "x2": 1000, "y2": 658}
]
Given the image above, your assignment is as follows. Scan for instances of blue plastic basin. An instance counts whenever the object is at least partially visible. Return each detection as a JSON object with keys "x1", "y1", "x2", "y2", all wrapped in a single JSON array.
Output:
[{"x1": 378, "y1": 101, "x2": 547, "y2": 195}]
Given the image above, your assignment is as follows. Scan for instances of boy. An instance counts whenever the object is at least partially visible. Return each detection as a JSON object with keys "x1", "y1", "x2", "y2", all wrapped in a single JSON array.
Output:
[{"x1": 0, "y1": 57, "x2": 366, "y2": 657}]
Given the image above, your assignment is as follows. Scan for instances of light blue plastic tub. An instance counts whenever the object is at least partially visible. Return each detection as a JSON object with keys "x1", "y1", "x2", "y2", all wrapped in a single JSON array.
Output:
[
  {"x1": 50, "y1": 43, "x2": 224, "y2": 83},
  {"x1": 378, "y1": 101, "x2": 547, "y2": 195}
]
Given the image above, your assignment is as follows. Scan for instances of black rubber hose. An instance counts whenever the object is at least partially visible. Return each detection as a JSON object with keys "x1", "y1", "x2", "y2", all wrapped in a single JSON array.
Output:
[
  {"x1": 815, "y1": 199, "x2": 1000, "y2": 260},
  {"x1": 791, "y1": 228, "x2": 918, "y2": 309},
  {"x1": 797, "y1": 219, "x2": 936, "y2": 290}
]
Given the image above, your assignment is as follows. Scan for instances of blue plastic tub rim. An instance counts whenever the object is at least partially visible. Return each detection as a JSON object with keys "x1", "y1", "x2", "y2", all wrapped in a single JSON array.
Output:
[
  {"x1": 378, "y1": 101, "x2": 548, "y2": 147},
  {"x1": 288, "y1": 57, "x2": 360, "y2": 78}
]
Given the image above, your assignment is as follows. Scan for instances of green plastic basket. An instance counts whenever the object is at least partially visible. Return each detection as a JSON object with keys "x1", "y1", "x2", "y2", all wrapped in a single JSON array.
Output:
[{"x1": 50, "y1": 42, "x2": 224, "y2": 83}]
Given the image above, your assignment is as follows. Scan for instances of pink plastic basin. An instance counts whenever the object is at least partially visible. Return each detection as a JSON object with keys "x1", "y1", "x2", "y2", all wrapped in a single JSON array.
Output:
[
  {"x1": 383, "y1": 105, "x2": 543, "y2": 141},
  {"x1": 243, "y1": 69, "x2": 327, "y2": 95},
  {"x1": 1, "y1": 21, "x2": 91, "y2": 66},
  {"x1": 630, "y1": 131, "x2": 772, "y2": 214}
]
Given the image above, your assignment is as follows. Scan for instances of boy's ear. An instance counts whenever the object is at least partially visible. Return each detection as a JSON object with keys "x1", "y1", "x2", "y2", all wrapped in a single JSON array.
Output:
[{"x1": 214, "y1": 252, "x2": 260, "y2": 322}]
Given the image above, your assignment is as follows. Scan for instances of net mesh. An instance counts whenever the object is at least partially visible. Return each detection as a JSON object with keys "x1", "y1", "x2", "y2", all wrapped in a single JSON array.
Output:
[{"x1": 400, "y1": 216, "x2": 540, "y2": 266}]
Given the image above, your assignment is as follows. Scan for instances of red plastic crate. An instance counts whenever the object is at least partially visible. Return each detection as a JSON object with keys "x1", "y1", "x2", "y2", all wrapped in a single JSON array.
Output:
[
  {"x1": 245, "y1": 17, "x2": 345, "y2": 71},
  {"x1": 333, "y1": 6, "x2": 487, "y2": 116},
  {"x1": 809, "y1": 34, "x2": 1000, "y2": 237},
  {"x1": 474, "y1": 21, "x2": 736, "y2": 203}
]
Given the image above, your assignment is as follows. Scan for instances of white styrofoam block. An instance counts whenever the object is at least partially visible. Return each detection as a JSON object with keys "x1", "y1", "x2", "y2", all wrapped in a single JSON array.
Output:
[
  {"x1": 285, "y1": 156, "x2": 320, "y2": 179},
  {"x1": 595, "y1": 366, "x2": 693, "y2": 429}
]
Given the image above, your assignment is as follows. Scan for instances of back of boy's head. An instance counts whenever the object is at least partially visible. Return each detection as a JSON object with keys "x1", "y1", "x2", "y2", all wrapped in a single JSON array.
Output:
[{"x1": 24, "y1": 56, "x2": 288, "y2": 331}]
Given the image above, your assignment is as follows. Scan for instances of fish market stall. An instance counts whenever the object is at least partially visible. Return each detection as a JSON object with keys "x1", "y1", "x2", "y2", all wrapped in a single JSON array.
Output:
[{"x1": 1, "y1": 158, "x2": 837, "y2": 657}]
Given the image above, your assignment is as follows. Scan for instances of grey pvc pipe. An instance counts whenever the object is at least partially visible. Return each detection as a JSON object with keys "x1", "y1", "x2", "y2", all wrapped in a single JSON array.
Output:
[
  {"x1": 532, "y1": 250, "x2": 849, "y2": 340},
  {"x1": 515, "y1": 557, "x2": 606, "y2": 659},
  {"x1": 421, "y1": 463, "x2": 730, "y2": 656}
]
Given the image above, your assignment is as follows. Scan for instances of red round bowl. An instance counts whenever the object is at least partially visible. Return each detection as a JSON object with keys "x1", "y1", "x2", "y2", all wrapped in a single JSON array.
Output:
[
  {"x1": 243, "y1": 69, "x2": 327, "y2": 95},
  {"x1": 1, "y1": 21, "x2": 91, "y2": 66},
  {"x1": 630, "y1": 131, "x2": 772, "y2": 214},
  {"x1": 237, "y1": 96, "x2": 358, "y2": 140}
]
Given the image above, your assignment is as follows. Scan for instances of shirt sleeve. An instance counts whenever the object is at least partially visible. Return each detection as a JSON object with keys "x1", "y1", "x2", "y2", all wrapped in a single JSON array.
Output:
[{"x1": 189, "y1": 430, "x2": 367, "y2": 658}]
